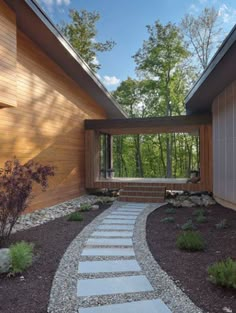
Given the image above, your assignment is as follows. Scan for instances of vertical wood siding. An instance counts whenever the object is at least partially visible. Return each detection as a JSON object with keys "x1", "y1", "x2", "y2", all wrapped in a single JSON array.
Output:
[
  {"x1": 0, "y1": 7, "x2": 107, "y2": 212},
  {"x1": 212, "y1": 80, "x2": 236, "y2": 206},
  {"x1": 0, "y1": 1, "x2": 16, "y2": 107}
]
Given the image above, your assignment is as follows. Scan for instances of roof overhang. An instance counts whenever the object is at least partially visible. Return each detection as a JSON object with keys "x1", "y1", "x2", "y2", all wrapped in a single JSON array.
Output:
[
  {"x1": 85, "y1": 114, "x2": 212, "y2": 135},
  {"x1": 185, "y1": 25, "x2": 236, "y2": 115},
  {"x1": 5, "y1": 0, "x2": 126, "y2": 119}
]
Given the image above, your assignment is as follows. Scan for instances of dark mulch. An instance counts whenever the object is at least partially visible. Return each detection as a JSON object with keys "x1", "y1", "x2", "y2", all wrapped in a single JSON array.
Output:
[
  {"x1": 146, "y1": 203, "x2": 236, "y2": 313},
  {"x1": 0, "y1": 204, "x2": 110, "y2": 313}
]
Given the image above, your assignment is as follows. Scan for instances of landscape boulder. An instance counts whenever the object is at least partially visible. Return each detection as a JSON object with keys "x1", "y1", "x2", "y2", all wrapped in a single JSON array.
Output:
[{"x1": 0, "y1": 248, "x2": 11, "y2": 274}]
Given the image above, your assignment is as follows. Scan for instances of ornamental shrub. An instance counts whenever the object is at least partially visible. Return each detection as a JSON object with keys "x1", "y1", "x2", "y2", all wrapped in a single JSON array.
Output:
[
  {"x1": 165, "y1": 208, "x2": 176, "y2": 214},
  {"x1": 80, "y1": 203, "x2": 92, "y2": 212},
  {"x1": 67, "y1": 212, "x2": 83, "y2": 221},
  {"x1": 181, "y1": 219, "x2": 196, "y2": 231},
  {"x1": 176, "y1": 231, "x2": 205, "y2": 251},
  {"x1": 195, "y1": 214, "x2": 208, "y2": 224},
  {"x1": 208, "y1": 258, "x2": 236, "y2": 289},
  {"x1": 0, "y1": 158, "x2": 54, "y2": 245},
  {"x1": 10, "y1": 241, "x2": 34, "y2": 275},
  {"x1": 192, "y1": 208, "x2": 206, "y2": 216},
  {"x1": 160, "y1": 217, "x2": 175, "y2": 223},
  {"x1": 215, "y1": 219, "x2": 229, "y2": 229}
]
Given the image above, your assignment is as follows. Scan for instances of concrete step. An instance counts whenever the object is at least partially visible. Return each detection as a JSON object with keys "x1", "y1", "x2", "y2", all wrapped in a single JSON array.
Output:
[
  {"x1": 123, "y1": 185, "x2": 166, "y2": 192},
  {"x1": 120, "y1": 190, "x2": 164, "y2": 197},
  {"x1": 118, "y1": 195, "x2": 165, "y2": 203}
]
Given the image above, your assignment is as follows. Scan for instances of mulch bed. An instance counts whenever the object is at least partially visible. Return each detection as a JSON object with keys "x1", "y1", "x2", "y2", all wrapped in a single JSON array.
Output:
[
  {"x1": 0, "y1": 203, "x2": 110, "y2": 313},
  {"x1": 146, "y1": 203, "x2": 236, "y2": 313}
]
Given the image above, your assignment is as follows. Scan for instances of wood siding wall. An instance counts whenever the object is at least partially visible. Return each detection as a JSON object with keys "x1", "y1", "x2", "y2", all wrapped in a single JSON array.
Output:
[
  {"x1": 0, "y1": 1, "x2": 16, "y2": 108},
  {"x1": 0, "y1": 6, "x2": 107, "y2": 212},
  {"x1": 212, "y1": 80, "x2": 236, "y2": 207}
]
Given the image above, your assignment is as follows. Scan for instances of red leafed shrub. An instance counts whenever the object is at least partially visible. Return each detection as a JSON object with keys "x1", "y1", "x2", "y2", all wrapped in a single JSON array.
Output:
[{"x1": 0, "y1": 158, "x2": 55, "y2": 245}]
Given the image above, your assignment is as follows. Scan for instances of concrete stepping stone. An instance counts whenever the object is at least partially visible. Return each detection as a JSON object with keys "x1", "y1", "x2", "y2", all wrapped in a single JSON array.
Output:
[
  {"x1": 105, "y1": 215, "x2": 137, "y2": 220},
  {"x1": 111, "y1": 212, "x2": 139, "y2": 216},
  {"x1": 91, "y1": 231, "x2": 133, "y2": 237},
  {"x1": 77, "y1": 275, "x2": 153, "y2": 297},
  {"x1": 97, "y1": 224, "x2": 134, "y2": 230},
  {"x1": 78, "y1": 260, "x2": 141, "y2": 273},
  {"x1": 87, "y1": 238, "x2": 133, "y2": 246},
  {"x1": 102, "y1": 219, "x2": 135, "y2": 225},
  {"x1": 116, "y1": 209, "x2": 143, "y2": 213},
  {"x1": 79, "y1": 299, "x2": 172, "y2": 313},
  {"x1": 81, "y1": 247, "x2": 135, "y2": 256}
]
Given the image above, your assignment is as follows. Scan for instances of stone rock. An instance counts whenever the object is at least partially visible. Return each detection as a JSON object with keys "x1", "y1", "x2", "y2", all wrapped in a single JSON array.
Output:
[
  {"x1": 202, "y1": 195, "x2": 216, "y2": 206},
  {"x1": 91, "y1": 204, "x2": 99, "y2": 211},
  {"x1": 181, "y1": 200, "x2": 195, "y2": 207},
  {"x1": 189, "y1": 196, "x2": 203, "y2": 206},
  {"x1": 0, "y1": 248, "x2": 11, "y2": 274}
]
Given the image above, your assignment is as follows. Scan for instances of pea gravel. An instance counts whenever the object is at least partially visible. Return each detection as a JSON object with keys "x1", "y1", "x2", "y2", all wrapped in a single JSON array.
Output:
[{"x1": 48, "y1": 202, "x2": 204, "y2": 313}]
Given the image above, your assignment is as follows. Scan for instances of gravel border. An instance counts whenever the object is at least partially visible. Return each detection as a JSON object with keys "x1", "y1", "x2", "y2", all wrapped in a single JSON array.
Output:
[
  {"x1": 12, "y1": 195, "x2": 98, "y2": 234},
  {"x1": 48, "y1": 202, "x2": 203, "y2": 313},
  {"x1": 134, "y1": 204, "x2": 203, "y2": 313}
]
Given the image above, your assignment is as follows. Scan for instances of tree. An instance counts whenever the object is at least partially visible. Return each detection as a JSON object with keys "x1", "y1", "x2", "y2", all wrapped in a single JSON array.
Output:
[
  {"x1": 181, "y1": 7, "x2": 222, "y2": 71},
  {"x1": 113, "y1": 78, "x2": 144, "y2": 177},
  {"x1": 133, "y1": 21, "x2": 189, "y2": 177},
  {"x1": 59, "y1": 9, "x2": 115, "y2": 72}
]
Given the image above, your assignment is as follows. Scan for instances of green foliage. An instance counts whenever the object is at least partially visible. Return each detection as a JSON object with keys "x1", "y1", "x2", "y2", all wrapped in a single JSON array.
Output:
[
  {"x1": 161, "y1": 217, "x2": 175, "y2": 223},
  {"x1": 208, "y1": 258, "x2": 236, "y2": 289},
  {"x1": 10, "y1": 241, "x2": 34, "y2": 274},
  {"x1": 165, "y1": 208, "x2": 176, "y2": 214},
  {"x1": 59, "y1": 10, "x2": 115, "y2": 72},
  {"x1": 195, "y1": 214, "x2": 207, "y2": 224},
  {"x1": 80, "y1": 203, "x2": 91, "y2": 212},
  {"x1": 67, "y1": 212, "x2": 83, "y2": 221},
  {"x1": 176, "y1": 231, "x2": 205, "y2": 251},
  {"x1": 192, "y1": 208, "x2": 206, "y2": 216},
  {"x1": 181, "y1": 219, "x2": 196, "y2": 231},
  {"x1": 215, "y1": 219, "x2": 229, "y2": 229},
  {"x1": 112, "y1": 21, "x2": 200, "y2": 179}
]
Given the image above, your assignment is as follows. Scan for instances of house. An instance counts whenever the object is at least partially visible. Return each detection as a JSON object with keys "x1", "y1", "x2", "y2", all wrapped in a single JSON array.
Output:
[
  {"x1": 0, "y1": 0, "x2": 126, "y2": 212},
  {"x1": 185, "y1": 24, "x2": 236, "y2": 210}
]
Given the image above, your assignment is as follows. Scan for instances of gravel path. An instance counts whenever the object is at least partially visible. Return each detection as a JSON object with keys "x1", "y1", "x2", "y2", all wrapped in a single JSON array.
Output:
[{"x1": 48, "y1": 202, "x2": 203, "y2": 313}]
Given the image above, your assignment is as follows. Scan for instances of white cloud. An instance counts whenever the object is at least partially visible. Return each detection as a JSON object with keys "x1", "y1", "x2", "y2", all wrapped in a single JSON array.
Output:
[
  {"x1": 103, "y1": 75, "x2": 121, "y2": 86},
  {"x1": 189, "y1": 4, "x2": 199, "y2": 14},
  {"x1": 218, "y1": 4, "x2": 236, "y2": 25},
  {"x1": 198, "y1": 0, "x2": 207, "y2": 4},
  {"x1": 39, "y1": 0, "x2": 70, "y2": 9}
]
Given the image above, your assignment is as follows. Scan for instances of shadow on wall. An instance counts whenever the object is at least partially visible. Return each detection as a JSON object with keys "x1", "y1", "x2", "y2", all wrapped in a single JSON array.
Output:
[{"x1": 0, "y1": 32, "x2": 106, "y2": 211}]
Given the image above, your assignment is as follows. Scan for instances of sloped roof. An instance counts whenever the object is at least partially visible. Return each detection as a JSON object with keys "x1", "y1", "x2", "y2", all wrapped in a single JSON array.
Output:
[
  {"x1": 5, "y1": 0, "x2": 127, "y2": 118},
  {"x1": 185, "y1": 24, "x2": 236, "y2": 114}
]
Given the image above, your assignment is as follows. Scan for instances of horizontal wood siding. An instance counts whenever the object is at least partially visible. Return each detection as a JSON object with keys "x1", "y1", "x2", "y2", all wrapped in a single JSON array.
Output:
[
  {"x1": 212, "y1": 80, "x2": 236, "y2": 207},
  {"x1": 0, "y1": 1, "x2": 16, "y2": 107},
  {"x1": 0, "y1": 28, "x2": 107, "y2": 212}
]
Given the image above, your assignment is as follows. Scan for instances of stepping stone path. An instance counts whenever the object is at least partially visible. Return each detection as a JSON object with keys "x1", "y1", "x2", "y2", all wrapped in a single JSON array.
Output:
[{"x1": 77, "y1": 203, "x2": 172, "y2": 313}]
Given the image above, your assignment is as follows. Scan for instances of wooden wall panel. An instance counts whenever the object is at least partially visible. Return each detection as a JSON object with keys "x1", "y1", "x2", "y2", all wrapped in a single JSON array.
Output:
[
  {"x1": 0, "y1": 1, "x2": 16, "y2": 107},
  {"x1": 212, "y1": 80, "x2": 236, "y2": 207},
  {"x1": 0, "y1": 29, "x2": 107, "y2": 212}
]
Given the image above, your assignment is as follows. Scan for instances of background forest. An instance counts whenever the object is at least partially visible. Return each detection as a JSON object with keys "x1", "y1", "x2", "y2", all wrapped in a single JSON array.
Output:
[{"x1": 60, "y1": 7, "x2": 223, "y2": 178}]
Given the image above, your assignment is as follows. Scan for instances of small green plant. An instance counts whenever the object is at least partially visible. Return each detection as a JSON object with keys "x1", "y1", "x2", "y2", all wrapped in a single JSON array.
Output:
[
  {"x1": 181, "y1": 219, "x2": 196, "y2": 231},
  {"x1": 208, "y1": 258, "x2": 236, "y2": 289},
  {"x1": 176, "y1": 231, "x2": 205, "y2": 251},
  {"x1": 67, "y1": 212, "x2": 83, "y2": 221},
  {"x1": 161, "y1": 217, "x2": 175, "y2": 223},
  {"x1": 192, "y1": 208, "x2": 206, "y2": 216},
  {"x1": 195, "y1": 214, "x2": 208, "y2": 224},
  {"x1": 215, "y1": 219, "x2": 228, "y2": 229},
  {"x1": 165, "y1": 208, "x2": 176, "y2": 214},
  {"x1": 80, "y1": 203, "x2": 91, "y2": 212},
  {"x1": 10, "y1": 241, "x2": 34, "y2": 274}
]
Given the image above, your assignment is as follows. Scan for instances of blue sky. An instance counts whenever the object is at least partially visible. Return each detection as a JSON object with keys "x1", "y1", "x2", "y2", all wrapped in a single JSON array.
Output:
[{"x1": 38, "y1": 0, "x2": 236, "y2": 90}]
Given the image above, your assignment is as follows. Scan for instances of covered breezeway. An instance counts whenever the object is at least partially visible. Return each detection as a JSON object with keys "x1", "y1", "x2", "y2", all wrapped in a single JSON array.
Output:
[{"x1": 84, "y1": 114, "x2": 212, "y2": 193}]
